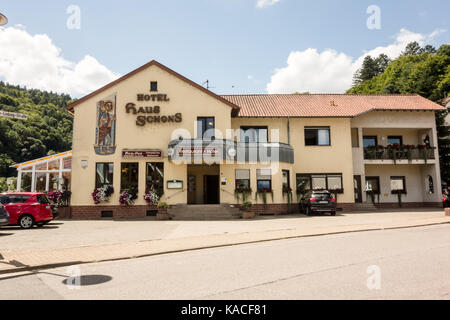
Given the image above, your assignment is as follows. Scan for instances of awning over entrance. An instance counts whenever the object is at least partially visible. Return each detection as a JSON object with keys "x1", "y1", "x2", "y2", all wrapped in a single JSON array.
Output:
[{"x1": 11, "y1": 151, "x2": 72, "y2": 192}]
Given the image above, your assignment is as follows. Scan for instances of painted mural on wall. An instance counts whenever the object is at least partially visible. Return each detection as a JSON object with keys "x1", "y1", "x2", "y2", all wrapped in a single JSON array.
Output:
[{"x1": 94, "y1": 94, "x2": 117, "y2": 155}]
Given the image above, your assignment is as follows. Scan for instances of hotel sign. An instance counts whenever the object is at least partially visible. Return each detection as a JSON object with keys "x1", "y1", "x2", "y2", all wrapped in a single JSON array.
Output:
[
  {"x1": 122, "y1": 149, "x2": 163, "y2": 158},
  {"x1": 178, "y1": 147, "x2": 218, "y2": 156},
  {"x1": 126, "y1": 93, "x2": 182, "y2": 126}
]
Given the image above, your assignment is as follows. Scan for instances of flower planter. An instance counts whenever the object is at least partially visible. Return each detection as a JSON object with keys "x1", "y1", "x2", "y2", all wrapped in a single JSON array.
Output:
[
  {"x1": 242, "y1": 210, "x2": 255, "y2": 219},
  {"x1": 56, "y1": 206, "x2": 72, "y2": 219},
  {"x1": 157, "y1": 209, "x2": 170, "y2": 220}
]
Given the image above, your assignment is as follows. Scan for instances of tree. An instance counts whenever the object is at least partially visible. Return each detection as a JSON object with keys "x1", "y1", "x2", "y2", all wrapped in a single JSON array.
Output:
[
  {"x1": 436, "y1": 103, "x2": 450, "y2": 184},
  {"x1": 420, "y1": 45, "x2": 437, "y2": 54},
  {"x1": 402, "y1": 41, "x2": 422, "y2": 56},
  {"x1": 0, "y1": 82, "x2": 73, "y2": 177},
  {"x1": 353, "y1": 54, "x2": 391, "y2": 86}
]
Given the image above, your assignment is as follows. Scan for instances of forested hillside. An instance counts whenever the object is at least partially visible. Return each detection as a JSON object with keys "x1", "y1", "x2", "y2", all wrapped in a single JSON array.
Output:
[
  {"x1": 0, "y1": 82, "x2": 74, "y2": 177},
  {"x1": 348, "y1": 43, "x2": 450, "y2": 184}
]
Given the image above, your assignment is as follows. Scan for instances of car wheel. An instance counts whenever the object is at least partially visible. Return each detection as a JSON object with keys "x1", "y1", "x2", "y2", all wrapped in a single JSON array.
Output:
[
  {"x1": 19, "y1": 215, "x2": 34, "y2": 229},
  {"x1": 306, "y1": 207, "x2": 312, "y2": 216}
]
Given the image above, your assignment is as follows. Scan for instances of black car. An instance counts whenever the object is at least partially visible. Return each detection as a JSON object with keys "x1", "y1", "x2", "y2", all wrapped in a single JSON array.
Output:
[
  {"x1": 0, "y1": 204, "x2": 9, "y2": 226},
  {"x1": 299, "y1": 190, "x2": 337, "y2": 216}
]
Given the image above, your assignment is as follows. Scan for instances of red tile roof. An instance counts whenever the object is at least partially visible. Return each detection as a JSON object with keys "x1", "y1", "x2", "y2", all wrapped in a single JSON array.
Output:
[{"x1": 221, "y1": 94, "x2": 445, "y2": 118}]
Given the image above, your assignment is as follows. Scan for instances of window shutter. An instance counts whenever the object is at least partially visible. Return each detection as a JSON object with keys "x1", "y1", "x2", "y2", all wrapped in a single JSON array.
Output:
[
  {"x1": 236, "y1": 169, "x2": 250, "y2": 180},
  {"x1": 257, "y1": 169, "x2": 272, "y2": 180}
]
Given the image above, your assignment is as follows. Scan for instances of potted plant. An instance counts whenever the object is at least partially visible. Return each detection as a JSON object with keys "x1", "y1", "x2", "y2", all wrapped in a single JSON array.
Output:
[
  {"x1": 255, "y1": 188, "x2": 273, "y2": 207},
  {"x1": 144, "y1": 188, "x2": 160, "y2": 206},
  {"x1": 92, "y1": 186, "x2": 114, "y2": 204},
  {"x1": 47, "y1": 190, "x2": 72, "y2": 219},
  {"x1": 391, "y1": 189, "x2": 405, "y2": 208},
  {"x1": 282, "y1": 186, "x2": 293, "y2": 213},
  {"x1": 417, "y1": 144, "x2": 429, "y2": 164},
  {"x1": 388, "y1": 144, "x2": 401, "y2": 164},
  {"x1": 157, "y1": 202, "x2": 170, "y2": 220},
  {"x1": 234, "y1": 187, "x2": 252, "y2": 203},
  {"x1": 119, "y1": 189, "x2": 138, "y2": 206},
  {"x1": 240, "y1": 201, "x2": 255, "y2": 219}
]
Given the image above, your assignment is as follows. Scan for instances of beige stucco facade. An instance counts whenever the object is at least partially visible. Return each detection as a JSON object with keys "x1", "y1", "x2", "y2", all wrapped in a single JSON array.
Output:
[
  {"x1": 351, "y1": 110, "x2": 442, "y2": 205},
  {"x1": 67, "y1": 62, "x2": 443, "y2": 218}
]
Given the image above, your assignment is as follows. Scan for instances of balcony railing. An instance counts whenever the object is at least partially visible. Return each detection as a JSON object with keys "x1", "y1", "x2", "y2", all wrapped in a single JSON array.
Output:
[
  {"x1": 168, "y1": 139, "x2": 294, "y2": 163},
  {"x1": 363, "y1": 145, "x2": 436, "y2": 162}
]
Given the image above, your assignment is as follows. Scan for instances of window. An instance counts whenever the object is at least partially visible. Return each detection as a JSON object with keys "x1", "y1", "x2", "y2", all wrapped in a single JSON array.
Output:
[
  {"x1": 312, "y1": 175, "x2": 327, "y2": 190},
  {"x1": 256, "y1": 169, "x2": 272, "y2": 190},
  {"x1": 327, "y1": 175, "x2": 343, "y2": 190},
  {"x1": 296, "y1": 173, "x2": 343, "y2": 193},
  {"x1": 282, "y1": 170, "x2": 290, "y2": 191},
  {"x1": 388, "y1": 136, "x2": 403, "y2": 146},
  {"x1": 121, "y1": 163, "x2": 139, "y2": 193},
  {"x1": 428, "y1": 176, "x2": 434, "y2": 194},
  {"x1": 37, "y1": 194, "x2": 50, "y2": 204},
  {"x1": 363, "y1": 136, "x2": 378, "y2": 148},
  {"x1": 296, "y1": 175, "x2": 311, "y2": 192},
  {"x1": 351, "y1": 128, "x2": 359, "y2": 148},
  {"x1": 197, "y1": 117, "x2": 215, "y2": 139},
  {"x1": 150, "y1": 81, "x2": 158, "y2": 92},
  {"x1": 146, "y1": 162, "x2": 164, "y2": 196},
  {"x1": 305, "y1": 127, "x2": 330, "y2": 146},
  {"x1": 240, "y1": 126, "x2": 268, "y2": 143},
  {"x1": 0, "y1": 194, "x2": 31, "y2": 204},
  {"x1": 390, "y1": 176, "x2": 406, "y2": 193},
  {"x1": 96, "y1": 163, "x2": 114, "y2": 189},
  {"x1": 365, "y1": 176, "x2": 380, "y2": 194},
  {"x1": 235, "y1": 169, "x2": 250, "y2": 189}
]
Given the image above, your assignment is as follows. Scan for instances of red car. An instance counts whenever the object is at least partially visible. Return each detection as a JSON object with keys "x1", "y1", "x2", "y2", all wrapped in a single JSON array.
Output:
[{"x1": 0, "y1": 193, "x2": 54, "y2": 229}]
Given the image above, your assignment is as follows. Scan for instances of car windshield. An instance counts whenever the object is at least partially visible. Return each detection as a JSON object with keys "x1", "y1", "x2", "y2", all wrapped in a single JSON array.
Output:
[{"x1": 312, "y1": 192, "x2": 332, "y2": 199}]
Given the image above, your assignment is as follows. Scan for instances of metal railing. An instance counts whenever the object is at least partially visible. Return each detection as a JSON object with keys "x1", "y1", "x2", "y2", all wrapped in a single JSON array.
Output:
[{"x1": 363, "y1": 146, "x2": 435, "y2": 161}]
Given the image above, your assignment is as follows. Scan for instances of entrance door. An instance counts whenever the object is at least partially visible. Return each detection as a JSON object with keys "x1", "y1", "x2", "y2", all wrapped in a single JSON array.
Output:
[
  {"x1": 204, "y1": 175, "x2": 219, "y2": 204},
  {"x1": 354, "y1": 175, "x2": 362, "y2": 203}
]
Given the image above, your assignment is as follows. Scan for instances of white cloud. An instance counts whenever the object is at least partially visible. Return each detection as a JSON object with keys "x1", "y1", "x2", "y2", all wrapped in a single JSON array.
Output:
[
  {"x1": 256, "y1": 0, "x2": 280, "y2": 9},
  {"x1": 0, "y1": 26, "x2": 120, "y2": 98},
  {"x1": 266, "y1": 28, "x2": 446, "y2": 93}
]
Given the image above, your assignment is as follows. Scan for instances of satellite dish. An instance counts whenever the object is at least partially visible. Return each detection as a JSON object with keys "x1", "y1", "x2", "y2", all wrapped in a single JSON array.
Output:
[{"x1": 0, "y1": 13, "x2": 7, "y2": 26}]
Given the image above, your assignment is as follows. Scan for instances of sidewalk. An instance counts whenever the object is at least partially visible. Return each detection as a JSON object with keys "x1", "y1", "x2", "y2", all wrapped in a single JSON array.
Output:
[{"x1": 1, "y1": 209, "x2": 449, "y2": 274}]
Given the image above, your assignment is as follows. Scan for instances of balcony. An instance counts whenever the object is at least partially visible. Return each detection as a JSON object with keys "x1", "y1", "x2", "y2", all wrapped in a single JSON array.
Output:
[
  {"x1": 364, "y1": 145, "x2": 436, "y2": 163},
  {"x1": 168, "y1": 139, "x2": 294, "y2": 164}
]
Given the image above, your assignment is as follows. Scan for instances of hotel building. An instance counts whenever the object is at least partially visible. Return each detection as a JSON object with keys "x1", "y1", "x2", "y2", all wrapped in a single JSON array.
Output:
[{"x1": 14, "y1": 60, "x2": 445, "y2": 219}]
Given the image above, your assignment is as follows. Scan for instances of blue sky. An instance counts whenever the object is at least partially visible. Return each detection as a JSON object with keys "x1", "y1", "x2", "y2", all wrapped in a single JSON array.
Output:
[{"x1": 0, "y1": 0, "x2": 449, "y2": 97}]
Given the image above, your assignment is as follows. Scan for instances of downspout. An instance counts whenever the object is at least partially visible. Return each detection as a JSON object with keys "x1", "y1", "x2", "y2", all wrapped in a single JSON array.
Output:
[{"x1": 287, "y1": 117, "x2": 291, "y2": 145}]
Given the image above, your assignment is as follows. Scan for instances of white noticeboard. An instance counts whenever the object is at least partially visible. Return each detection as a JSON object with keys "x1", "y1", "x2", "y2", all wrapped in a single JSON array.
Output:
[{"x1": 167, "y1": 180, "x2": 183, "y2": 189}]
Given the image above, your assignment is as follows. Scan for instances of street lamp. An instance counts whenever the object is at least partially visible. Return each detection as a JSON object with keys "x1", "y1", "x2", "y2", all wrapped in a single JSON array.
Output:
[{"x1": 0, "y1": 12, "x2": 8, "y2": 26}]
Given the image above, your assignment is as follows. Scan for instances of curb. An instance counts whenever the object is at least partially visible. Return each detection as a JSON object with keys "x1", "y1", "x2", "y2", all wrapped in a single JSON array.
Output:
[{"x1": 1, "y1": 220, "x2": 449, "y2": 276}]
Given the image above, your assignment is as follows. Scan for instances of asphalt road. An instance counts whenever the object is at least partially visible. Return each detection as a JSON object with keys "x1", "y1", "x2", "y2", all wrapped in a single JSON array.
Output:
[{"x1": 1, "y1": 224, "x2": 450, "y2": 300}]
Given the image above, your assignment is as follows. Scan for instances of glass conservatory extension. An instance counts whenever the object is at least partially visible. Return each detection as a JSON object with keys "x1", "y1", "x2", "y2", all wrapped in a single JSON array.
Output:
[{"x1": 12, "y1": 151, "x2": 72, "y2": 192}]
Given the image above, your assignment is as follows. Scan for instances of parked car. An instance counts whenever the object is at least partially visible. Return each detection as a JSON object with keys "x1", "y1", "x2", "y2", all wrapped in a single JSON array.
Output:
[
  {"x1": 0, "y1": 204, "x2": 9, "y2": 227},
  {"x1": 0, "y1": 193, "x2": 54, "y2": 229},
  {"x1": 299, "y1": 190, "x2": 337, "y2": 216},
  {"x1": 443, "y1": 194, "x2": 450, "y2": 208}
]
